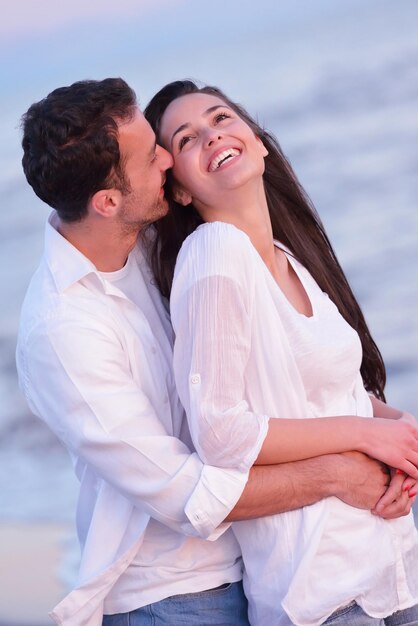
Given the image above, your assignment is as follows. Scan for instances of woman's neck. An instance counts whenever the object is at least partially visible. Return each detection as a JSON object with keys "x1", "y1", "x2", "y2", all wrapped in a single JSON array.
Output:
[{"x1": 197, "y1": 181, "x2": 277, "y2": 268}]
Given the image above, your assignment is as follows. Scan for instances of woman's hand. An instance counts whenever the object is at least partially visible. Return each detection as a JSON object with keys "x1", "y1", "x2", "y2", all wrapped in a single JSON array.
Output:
[
  {"x1": 372, "y1": 469, "x2": 417, "y2": 519},
  {"x1": 402, "y1": 474, "x2": 418, "y2": 496},
  {"x1": 399, "y1": 411, "x2": 417, "y2": 427},
  {"x1": 360, "y1": 417, "x2": 418, "y2": 479}
]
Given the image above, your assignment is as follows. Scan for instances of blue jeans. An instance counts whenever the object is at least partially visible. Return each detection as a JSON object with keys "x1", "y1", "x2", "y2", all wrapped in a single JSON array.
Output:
[
  {"x1": 323, "y1": 601, "x2": 418, "y2": 625},
  {"x1": 102, "y1": 581, "x2": 250, "y2": 625}
]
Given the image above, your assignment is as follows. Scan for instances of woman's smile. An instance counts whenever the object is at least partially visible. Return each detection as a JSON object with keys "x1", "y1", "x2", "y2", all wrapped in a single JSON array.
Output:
[{"x1": 207, "y1": 147, "x2": 241, "y2": 172}]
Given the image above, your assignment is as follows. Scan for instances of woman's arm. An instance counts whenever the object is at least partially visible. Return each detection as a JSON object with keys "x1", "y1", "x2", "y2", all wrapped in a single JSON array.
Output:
[
  {"x1": 171, "y1": 224, "x2": 418, "y2": 479},
  {"x1": 257, "y1": 414, "x2": 418, "y2": 479}
]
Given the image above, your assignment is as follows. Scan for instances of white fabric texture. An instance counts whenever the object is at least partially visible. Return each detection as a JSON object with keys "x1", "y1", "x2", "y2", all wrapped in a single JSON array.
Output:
[
  {"x1": 16, "y1": 213, "x2": 248, "y2": 626},
  {"x1": 170, "y1": 221, "x2": 418, "y2": 626}
]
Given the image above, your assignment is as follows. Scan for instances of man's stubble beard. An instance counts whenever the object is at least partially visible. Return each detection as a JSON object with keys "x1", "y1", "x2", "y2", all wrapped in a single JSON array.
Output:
[{"x1": 118, "y1": 192, "x2": 169, "y2": 235}]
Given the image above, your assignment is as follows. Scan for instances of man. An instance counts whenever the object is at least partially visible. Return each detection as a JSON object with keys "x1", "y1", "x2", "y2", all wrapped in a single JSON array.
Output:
[{"x1": 16, "y1": 78, "x2": 405, "y2": 626}]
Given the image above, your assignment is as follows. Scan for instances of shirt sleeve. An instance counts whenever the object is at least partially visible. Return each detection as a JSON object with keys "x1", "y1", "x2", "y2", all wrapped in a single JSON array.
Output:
[
  {"x1": 171, "y1": 222, "x2": 270, "y2": 473},
  {"x1": 17, "y1": 306, "x2": 247, "y2": 540}
]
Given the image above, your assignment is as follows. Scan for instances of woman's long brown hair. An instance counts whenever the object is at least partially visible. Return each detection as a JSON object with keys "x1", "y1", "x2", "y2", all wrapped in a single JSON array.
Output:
[{"x1": 144, "y1": 80, "x2": 386, "y2": 400}]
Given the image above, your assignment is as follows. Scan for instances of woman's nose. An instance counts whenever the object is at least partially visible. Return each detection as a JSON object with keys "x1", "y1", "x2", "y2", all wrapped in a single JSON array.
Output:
[{"x1": 205, "y1": 130, "x2": 222, "y2": 148}]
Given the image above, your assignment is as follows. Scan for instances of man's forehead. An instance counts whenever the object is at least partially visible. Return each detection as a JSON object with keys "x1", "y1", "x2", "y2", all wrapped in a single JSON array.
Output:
[
  {"x1": 117, "y1": 107, "x2": 144, "y2": 132},
  {"x1": 117, "y1": 109, "x2": 155, "y2": 153}
]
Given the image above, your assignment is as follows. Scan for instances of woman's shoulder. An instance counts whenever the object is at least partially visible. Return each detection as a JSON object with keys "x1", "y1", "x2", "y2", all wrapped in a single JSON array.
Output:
[
  {"x1": 174, "y1": 221, "x2": 255, "y2": 286},
  {"x1": 180, "y1": 221, "x2": 253, "y2": 262}
]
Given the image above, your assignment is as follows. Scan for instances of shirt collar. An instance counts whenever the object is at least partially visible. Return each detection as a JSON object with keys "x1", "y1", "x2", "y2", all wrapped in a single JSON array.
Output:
[{"x1": 44, "y1": 211, "x2": 102, "y2": 294}]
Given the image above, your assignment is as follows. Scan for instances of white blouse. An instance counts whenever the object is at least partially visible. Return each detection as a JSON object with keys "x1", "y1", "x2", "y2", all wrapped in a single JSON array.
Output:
[{"x1": 171, "y1": 221, "x2": 418, "y2": 626}]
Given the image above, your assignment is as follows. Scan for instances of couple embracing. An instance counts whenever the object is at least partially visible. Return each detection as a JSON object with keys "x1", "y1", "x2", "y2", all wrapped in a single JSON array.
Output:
[{"x1": 17, "y1": 77, "x2": 418, "y2": 626}]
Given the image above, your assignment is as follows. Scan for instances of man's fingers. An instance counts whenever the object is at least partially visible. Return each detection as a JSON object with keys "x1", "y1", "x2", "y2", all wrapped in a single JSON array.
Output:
[
  {"x1": 374, "y1": 473, "x2": 404, "y2": 512},
  {"x1": 372, "y1": 491, "x2": 414, "y2": 519}
]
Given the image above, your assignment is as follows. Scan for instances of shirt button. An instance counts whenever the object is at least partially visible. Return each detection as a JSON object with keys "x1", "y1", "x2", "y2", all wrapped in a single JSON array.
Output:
[
  {"x1": 190, "y1": 374, "x2": 200, "y2": 385},
  {"x1": 151, "y1": 346, "x2": 157, "y2": 354}
]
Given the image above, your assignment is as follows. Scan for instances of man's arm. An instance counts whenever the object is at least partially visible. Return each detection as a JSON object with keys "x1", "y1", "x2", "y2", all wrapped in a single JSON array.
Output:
[
  {"x1": 17, "y1": 312, "x2": 247, "y2": 540},
  {"x1": 227, "y1": 451, "x2": 396, "y2": 521}
]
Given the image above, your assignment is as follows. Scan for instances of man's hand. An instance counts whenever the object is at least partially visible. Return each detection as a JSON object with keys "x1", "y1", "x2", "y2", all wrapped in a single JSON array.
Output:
[
  {"x1": 331, "y1": 451, "x2": 390, "y2": 509},
  {"x1": 228, "y1": 450, "x2": 415, "y2": 522},
  {"x1": 372, "y1": 470, "x2": 417, "y2": 519},
  {"x1": 229, "y1": 451, "x2": 392, "y2": 521}
]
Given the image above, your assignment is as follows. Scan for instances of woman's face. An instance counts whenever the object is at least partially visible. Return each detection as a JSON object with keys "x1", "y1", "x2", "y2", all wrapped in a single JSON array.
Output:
[{"x1": 158, "y1": 92, "x2": 268, "y2": 210}]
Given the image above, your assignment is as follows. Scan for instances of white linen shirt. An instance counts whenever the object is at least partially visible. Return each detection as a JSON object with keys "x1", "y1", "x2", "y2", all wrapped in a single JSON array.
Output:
[
  {"x1": 170, "y1": 221, "x2": 418, "y2": 626},
  {"x1": 16, "y1": 213, "x2": 252, "y2": 626}
]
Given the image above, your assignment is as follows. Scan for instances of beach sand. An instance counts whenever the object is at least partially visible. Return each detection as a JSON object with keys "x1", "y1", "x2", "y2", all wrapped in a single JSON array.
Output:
[{"x1": 0, "y1": 521, "x2": 74, "y2": 626}]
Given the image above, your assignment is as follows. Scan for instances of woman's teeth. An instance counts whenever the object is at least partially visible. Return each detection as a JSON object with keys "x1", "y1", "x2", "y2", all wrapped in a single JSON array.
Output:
[{"x1": 209, "y1": 148, "x2": 240, "y2": 172}]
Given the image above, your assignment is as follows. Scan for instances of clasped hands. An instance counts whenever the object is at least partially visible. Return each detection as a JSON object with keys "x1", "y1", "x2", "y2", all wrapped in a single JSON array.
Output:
[{"x1": 373, "y1": 412, "x2": 417, "y2": 519}]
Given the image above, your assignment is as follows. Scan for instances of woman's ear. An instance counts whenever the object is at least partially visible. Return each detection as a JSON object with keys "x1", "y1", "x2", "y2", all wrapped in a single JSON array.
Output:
[{"x1": 173, "y1": 183, "x2": 192, "y2": 207}]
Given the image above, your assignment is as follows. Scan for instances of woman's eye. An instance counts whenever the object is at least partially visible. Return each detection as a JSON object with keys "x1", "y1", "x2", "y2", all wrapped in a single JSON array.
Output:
[
  {"x1": 214, "y1": 112, "x2": 231, "y2": 124},
  {"x1": 179, "y1": 135, "x2": 192, "y2": 150}
]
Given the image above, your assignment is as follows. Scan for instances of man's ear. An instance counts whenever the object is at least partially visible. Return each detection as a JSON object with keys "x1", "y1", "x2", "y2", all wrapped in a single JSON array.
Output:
[
  {"x1": 90, "y1": 188, "x2": 122, "y2": 218},
  {"x1": 172, "y1": 183, "x2": 192, "y2": 207}
]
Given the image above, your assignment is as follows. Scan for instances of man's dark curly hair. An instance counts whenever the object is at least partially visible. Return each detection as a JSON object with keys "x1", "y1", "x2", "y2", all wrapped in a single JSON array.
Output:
[{"x1": 21, "y1": 77, "x2": 137, "y2": 222}]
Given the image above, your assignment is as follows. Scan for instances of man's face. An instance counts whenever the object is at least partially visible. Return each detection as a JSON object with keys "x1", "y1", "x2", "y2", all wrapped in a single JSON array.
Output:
[{"x1": 117, "y1": 110, "x2": 173, "y2": 230}]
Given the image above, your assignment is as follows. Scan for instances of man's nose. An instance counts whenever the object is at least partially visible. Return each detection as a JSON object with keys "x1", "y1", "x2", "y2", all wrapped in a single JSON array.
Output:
[{"x1": 157, "y1": 145, "x2": 173, "y2": 170}]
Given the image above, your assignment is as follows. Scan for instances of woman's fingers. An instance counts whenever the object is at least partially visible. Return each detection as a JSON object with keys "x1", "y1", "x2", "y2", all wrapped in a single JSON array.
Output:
[
  {"x1": 397, "y1": 459, "x2": 418, "y2": 480},
  {"x1": 368, "y1": 418, "x2": 418, "y2": 476},
  {"x1": 394, "y1": 445, "x2": 418, "y2": 479},
  {"x1": 402, "y1": 476, "x2": 418, "y2": 496}
]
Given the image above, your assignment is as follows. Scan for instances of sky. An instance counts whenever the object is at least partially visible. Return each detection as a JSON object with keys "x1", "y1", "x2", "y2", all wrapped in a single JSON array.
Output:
[
  {"x1": 0, "y1": 0, "x2": 173, "y2": 39},
  {"x1": 1, "y1": 0, "x2": 380, "y2": 102}
]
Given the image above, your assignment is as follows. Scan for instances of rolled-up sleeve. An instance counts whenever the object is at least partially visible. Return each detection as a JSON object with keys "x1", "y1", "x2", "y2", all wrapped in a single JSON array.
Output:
[{"x1": 17, "y1": 308, "x2": 247, "y2": 539}]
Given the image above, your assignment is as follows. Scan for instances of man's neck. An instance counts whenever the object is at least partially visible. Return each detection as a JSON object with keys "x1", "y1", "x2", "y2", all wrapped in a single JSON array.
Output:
[{"x1": 57, "y1": 216, "x2": 139, "y2": 272}]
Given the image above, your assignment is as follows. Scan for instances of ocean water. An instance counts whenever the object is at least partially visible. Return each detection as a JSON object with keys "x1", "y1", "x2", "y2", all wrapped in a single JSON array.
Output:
[{"x1": 1, "y1": 0, "x2": 417, "y2": 591}]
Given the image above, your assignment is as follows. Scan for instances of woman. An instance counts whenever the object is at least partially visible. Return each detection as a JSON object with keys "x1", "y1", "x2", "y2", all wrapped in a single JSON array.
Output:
[{"x1": 144, "y1": 81, "x2": 418, "y2": 625}]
